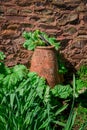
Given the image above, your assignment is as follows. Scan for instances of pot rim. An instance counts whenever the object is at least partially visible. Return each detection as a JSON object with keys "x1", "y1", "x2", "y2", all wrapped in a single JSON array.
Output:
[{"x1": 36, "y1": 45, "x2": 55, "y2": 49}]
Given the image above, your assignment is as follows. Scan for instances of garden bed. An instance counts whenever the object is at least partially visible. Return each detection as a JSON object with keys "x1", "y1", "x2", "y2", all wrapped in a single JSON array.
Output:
[{"x1": 0, "y1": 43, "x2": 87, "y2": 130}]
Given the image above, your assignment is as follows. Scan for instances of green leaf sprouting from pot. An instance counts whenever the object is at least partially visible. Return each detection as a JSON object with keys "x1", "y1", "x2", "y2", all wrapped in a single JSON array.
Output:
[{"x1": 22, "y1": 30, "x2": 60, "y2": 50}]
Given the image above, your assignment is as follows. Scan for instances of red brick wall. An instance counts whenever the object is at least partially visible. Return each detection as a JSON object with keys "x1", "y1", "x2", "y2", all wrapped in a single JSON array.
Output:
[{"x1": 0, "y1": 0, "x2": 87, "y2": 69}]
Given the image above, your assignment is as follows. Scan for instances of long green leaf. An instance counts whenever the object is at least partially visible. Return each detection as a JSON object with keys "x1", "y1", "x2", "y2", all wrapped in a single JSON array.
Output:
[
  {"x1": 10, "y1": 93, "x2": 15, "y2": 109},
  {"x1": 63, "y1": 74, "x2": 77, "y2": 130},
  {"x1": 55, "y1": 104, "x2": 68, "y2": 116},
  {"x1": 53, "y1": 120, "x2": 65, "y2": 127}
]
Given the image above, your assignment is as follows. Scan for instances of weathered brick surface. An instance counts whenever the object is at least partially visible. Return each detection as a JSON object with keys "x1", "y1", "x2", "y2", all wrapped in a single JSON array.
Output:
[{"x1": 0, "y1": 0, "x2": 87, "y2": 69}]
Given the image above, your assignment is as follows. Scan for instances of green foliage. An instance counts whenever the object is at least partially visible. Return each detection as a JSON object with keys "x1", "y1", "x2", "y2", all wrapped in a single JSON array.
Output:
[
  {"x1": 79, "y1": 122, "x2": 87, "y2": 130},
  {"x1": 0, "y1": 63, "x2": 71, "y2": 130},
  {"x1": 76, "y1": 65, "x2": 87, "y2": 96},
  {"x1": 73, "y1": 105, "x2": 87, "y2": 130},
  {"x1": 0, "y1": 52, "x2": 12, "y2": 77},
  {"x1": 0, "y1": 52, "x2": 7, "y2": 74},
  {"x1": 51, "y1": 84, "x2": 72, "y2": 99},
  {"x1": 1, "y1": 58, "x2": 87, "y2": 129},
  {"x1": 57, "y1": 54, "x2": 67, "y2": 74},
  {"x1": 22, "y1": 30, "x2": 60, "y2": 50},
  {"x1": 2, "y1": 65, "x2": 28, "y2": 91},
  {"x1": 0, "y1": 51, "x2": 6, "y2": 61},
  {"x1": 76, "y1": 79, "x2": 86, "y2": 92},
  {"x1": 77, "y1": 65, "x2": 87, "y2": 79}
]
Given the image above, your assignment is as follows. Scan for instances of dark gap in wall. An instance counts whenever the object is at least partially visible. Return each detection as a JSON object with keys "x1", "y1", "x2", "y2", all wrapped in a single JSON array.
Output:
[
  {"x1": 60, "y1": 39, "x2": 70, "y2": 50},
  {"x1": 70, "y1": 19, "x2": 80, "y2": 25}
]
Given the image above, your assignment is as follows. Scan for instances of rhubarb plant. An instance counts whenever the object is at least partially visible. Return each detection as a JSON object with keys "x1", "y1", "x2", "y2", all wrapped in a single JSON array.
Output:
[{"x1": 22, "y1": 30, "x2": 60, "y2": 50}]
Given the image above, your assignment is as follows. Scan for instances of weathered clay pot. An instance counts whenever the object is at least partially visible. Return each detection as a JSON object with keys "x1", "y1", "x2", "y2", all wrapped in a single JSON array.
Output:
[{"x1": 30, "y1": 46, "x2": 61, "y2": 87}]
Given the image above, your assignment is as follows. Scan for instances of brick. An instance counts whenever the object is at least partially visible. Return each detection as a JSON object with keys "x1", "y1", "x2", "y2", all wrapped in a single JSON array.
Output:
[
  {"x1": 63, "y1": 26, "x2": 77, "y2": 35},
  {"x1": 6, "y1": 16, "x2": 28, "y2": 23},
  {"x1": 6, "y1": 8, "x2": 18, "y2": 15},
  {"x1": 0, "y1": 6, "x2": 4, "y2": 13},
  {"x1": 38, "y1": 23, "x2": 57, "y2": 29},
  {"x1": 16, "y1": 0, "x2": 32, "y2": 6},
  {"x1": 20, "y1": 9, "x2": 32, "y2": 16},
  {"x1": 7, "y1": 24, "x2": 19, "y2": 30},
  {"x1": 0, "y1": 30, "x2": 20, "y2": 39},
  {"x1": 83, "y1": 15, "x2": 87, "y2": 23}
]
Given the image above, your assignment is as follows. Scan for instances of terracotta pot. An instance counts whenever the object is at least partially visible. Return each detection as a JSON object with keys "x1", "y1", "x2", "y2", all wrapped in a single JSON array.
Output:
[{"x1": 30, "y1": 46, "x2": 61, "y2": 87}]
